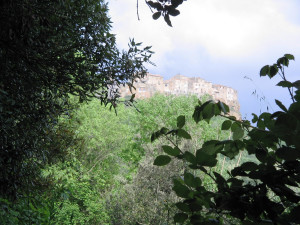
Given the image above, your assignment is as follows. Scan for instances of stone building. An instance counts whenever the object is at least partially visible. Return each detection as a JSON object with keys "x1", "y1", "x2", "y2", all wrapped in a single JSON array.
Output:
[{"x1": 119, "y1": 73, "x2": 241, "y2": 119}]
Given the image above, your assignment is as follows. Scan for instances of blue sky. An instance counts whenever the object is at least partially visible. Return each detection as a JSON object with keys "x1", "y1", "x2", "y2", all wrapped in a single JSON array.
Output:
[{"x1": 108, "y1": 0, "x2": 300, "y2": 120}]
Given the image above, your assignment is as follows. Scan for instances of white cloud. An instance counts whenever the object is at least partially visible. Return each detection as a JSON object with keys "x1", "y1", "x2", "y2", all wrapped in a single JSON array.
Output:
[{"x1": 108, "y1": 0, "x2": 300, "y2": 61}]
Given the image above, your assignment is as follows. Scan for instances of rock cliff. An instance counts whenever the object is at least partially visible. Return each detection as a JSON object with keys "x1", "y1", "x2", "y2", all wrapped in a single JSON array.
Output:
[{"x1": 119, "y1": 73, "x2": 241, "y2": 119}]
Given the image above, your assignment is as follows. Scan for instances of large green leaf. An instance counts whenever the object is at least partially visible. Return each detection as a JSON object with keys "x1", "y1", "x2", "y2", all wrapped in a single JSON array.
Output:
[
  {"x1": 276, "y1": 147, "x2": 300, "y2": 161},
  {"x1": 177, "y1": 115, "x2": 185, "y2": 128},
  {"x1": 276, "y1": 81, "x2": 293, "y2": 88},
  {"x1": 269, "y1": 65, "x2": 278, "y2": 78},
  {"x1": 231, "y1": 121, "x2": 241, "y2": 132},
  {"x1": 275, "y1": 99, "x2": 287, "y2": 112},
  {"x1": 153, "y1": 155, "x2": 171, "y2": 166},
  {"x1": 240, "y1": 162, "x2": 258, "y2": 171},
  {"x1": 221, "y1": 120, "x2": 232, "y2": 130},
  {"x1": 277, "y1": 56, "x2": 289, "y2": 67},
  {"x1": 260, "y1": 65, "x2": 270, "y2": 77},
  {"x1": 184, "y1": 172, "x2": 196, "y2": 188},
  {"x1": 218, "y1": 101, "x2": 230, "y2": 114},
  {"x1": 177, "y1": 128, "x2": 192, "y2": 139},
  {"x1": 284, "y1": 53, "x2": 295, "y2": 60},
  {"x1": 201, "y1": 141, "x2": 222, "y2": 155},
  {"x1": 202, "y1": 102, "x2": 215, "y2": 120},
  {"x1": 232, "y1": 127, "x2": 244, "y2": 140},
  {"x1": 164, "y1": 14, "x2": 172, "y2": 27},
  {"x1": 193, "y1": 100, "x2": 213, "y2": 123},
  {"x1": 183, "y1": 151, "x2": 197, "y2": 164},
  {"x1": 162, "y1": 145, "x2": 180, "y2": 156},
  {"x1": 255, "y1": 148, "x2": 268, "y2": 163},
  {"x1": 196, "y1": 150, "x2": 217, "y2": 167},
  {"x1": 173, "y1": 182, "x2": 191, "y2": 198},
  {"x1": 174, "y1": 213, "x2": 188, "y2": 223},
  {"x1": 152, "y1": 11, "x2": 161, "y2": 20},
  {"x1": 214, "y1": 172, "x2": 227, "y2": 188},
  {"x1": 169, "y1": 8, "x2": 180, "y2": 16},
  {"x1": 176, "y1": 202, "x2": 191, "y2": 212}
]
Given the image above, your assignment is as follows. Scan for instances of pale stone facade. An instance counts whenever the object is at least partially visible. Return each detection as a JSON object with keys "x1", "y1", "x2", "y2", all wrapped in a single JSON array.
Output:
[{"x1": 119, "y1": 73, "x2": 241, "y2": 119}]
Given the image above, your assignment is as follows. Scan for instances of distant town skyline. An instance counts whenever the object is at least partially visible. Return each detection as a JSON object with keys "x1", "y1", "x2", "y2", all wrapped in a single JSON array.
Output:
[{"x1": 119, "y1": 73, "x2": 241, "y2": 119}]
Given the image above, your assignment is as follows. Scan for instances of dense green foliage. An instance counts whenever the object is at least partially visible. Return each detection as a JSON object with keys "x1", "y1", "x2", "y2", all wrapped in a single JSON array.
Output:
[
  {"x1": 1, "y1": 94, "x2": 228, "y2": 224},
  {"x1": 107, "y1": 94, "x2": 229, "y2": 224},
  {"x1": 0, "y1": 0, "x2": 152, "y2": 198},
  {"x1": 152, "y1": 55, "x2": 300, "y2": 224}
]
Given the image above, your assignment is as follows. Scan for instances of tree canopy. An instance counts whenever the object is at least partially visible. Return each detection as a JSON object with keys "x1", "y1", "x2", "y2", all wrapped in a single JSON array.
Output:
[{"x1": 0, "y1": 0, "x2": 152, "y2": 198}]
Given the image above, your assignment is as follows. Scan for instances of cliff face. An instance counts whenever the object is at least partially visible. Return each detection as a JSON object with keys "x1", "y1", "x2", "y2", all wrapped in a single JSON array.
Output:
[{"x1": 119, "y1": 73, "x2": 241, "y2": 119}]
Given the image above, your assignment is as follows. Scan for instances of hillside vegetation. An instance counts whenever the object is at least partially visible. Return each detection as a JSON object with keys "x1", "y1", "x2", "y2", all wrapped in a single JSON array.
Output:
[{"x1": 1, "y1": 94, "x2": 230, "y2": 224}]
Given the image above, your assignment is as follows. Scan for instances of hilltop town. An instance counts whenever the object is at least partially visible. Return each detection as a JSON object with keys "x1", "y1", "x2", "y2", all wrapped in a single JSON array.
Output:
[{"x1": 119, "y1": 73, "x2": 241, "y2": 119}]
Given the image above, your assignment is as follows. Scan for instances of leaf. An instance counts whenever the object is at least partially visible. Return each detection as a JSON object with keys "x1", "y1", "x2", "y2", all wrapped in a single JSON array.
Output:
[
  {"x1": 293, "y1": 80, "x2": 300, "y2": 90},
  {"x1": 153, "y1": 155, "x2": 171, "y2": 166},
  {"x1": 276, "y1": 81, "x2": 293, "y2": 88},
  {"x1": 160, "y1": 127, "x2": 168, "y2": 134},
  {"x1": 148, "y1": 1, "x2": 163, "y2": 10},
  {"x1": 214, "y1": 172, "x2": 227, "y2": 190},
  {"x1": 152, "y1": 12, "x2": 161, "y2": 20},
  {"x1": 212, "y1": 103, "x2": 221, "y2": 116},
  {"x1": 176, "y1": 202, "x2": 190, "y2": 212},
  {"x1": 151, "y1": 131, "x2": 161, "y2": 142},
  {"x1": 189, "y1": 201, "x2": 203, "y2": 212},
  {"x1": 168, "y1": 8, "x2": 180, "y2": 16},
  {"x1": 231, "y1": 121, "x2": 241, "y2": 132},
  {"x1": 218, "y1": 101, "x2": 230, "y2": 114},
  {"x1": 221, "y1": 120, "x2": 232, "y2": 130},
  {"x1": 177, "y1": 115, "x2": 185, "y2": 128},
  {"x1": 222, "y1": 141, "x2": 240, "y2": 159},
  {"x1": 194, "y1": 177, "x2": 202, "y2": 187},
  {"x1": 228, "y1": 178, "x2": 243, "y2": 187},
  {"x1": 177, "y1": 128, "x2": 192, "y2": 139},
  {"x1": 252, "y1": 113, "x2": 258, "y2": 123},
  {"x1": 260, "y1": 65, "x2": 269, "y2": 77},
  {"x1": 232, "y1": 127, "x2": 244, "y2": 140},
  {"x1": 231, "y1": 167, "x2": 243, "y2": 177},
  {"x1": 173, "y1": 182, "x2": 191, "y2": 198},
  {"x1": 257, "y1": 119, "x2": 265, "y2": 130},
  {"x1": 164, "y1": 14, "x2": 172, "y2": 27},
  {"x1": 277, "y1": 57, "x2": 289, "y2": 67},
  {"x1": 184, "y1": 172, "x2": 195, "y2": 187},
  {"x1": 171, "y1": 0, "x2": 184, "y2": 8},
  {"x1": 193, "y1": 100, "x2": 212, "y2": 123},
  {"x1": 289, "y1": 101, "x2": 300, "y2": 113},
  {"x1": 269, "y1": 65, "x2": 278, "y2": 78},
  {"x1": 275, "y1": 99, "x2": 288, "y2": 112},
  {"x1": 240, "y1": 162, "x2": 258, "y2": 171},
  {"x1": 150, "y1": 132, "x2": 156, "y2": 142},
  {"x1": 174, "y1": 213, "x2": 188, "y2": 223},
  {"x1": 201, "y1": 141, "x2": 222, "y2": 155},
  {"x1": 183, "y1": 151, "x2": 197, "y2": 164},
  {"x1": 284, "y1": 53, "x2": 295, "y2": 60},
  {"x1": 162, "y1": 145, "x2": 180, "y2": 156},
  {"x1": 255, "y1": 148, "x2": 267, "y2": 163},
  {"x1": 202, "y1": 102, "x2": 215, "y2": 119},
  {"x1": 196, "y1": 150, "x2": 217, "y2": 167},
  {"x1": 276, "y1": 147, "x2": 300, "y2": 161}
]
